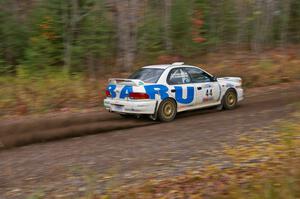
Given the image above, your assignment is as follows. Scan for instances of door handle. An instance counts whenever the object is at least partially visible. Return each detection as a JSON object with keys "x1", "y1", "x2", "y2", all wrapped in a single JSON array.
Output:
[
  {"x1": 171, "y1": 89, "x2": 176, "y2": 93},
  {"x1": 197, "y1": 87, "x2": 202, "y2": 90}
]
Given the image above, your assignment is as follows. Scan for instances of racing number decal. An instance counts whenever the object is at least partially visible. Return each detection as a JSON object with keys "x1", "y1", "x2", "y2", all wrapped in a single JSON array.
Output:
[
  {"x1": 206, "y1": 89, "x2": 213, "y2": 97},
  {"x1": 203, "y1": 88, "x2": 214, "y2": 102}
]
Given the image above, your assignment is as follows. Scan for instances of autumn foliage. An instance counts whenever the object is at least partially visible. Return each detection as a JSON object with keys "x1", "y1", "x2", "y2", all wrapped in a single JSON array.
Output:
[{"x1": 192, "y1": 11, "x2": 206, "y2": 44}]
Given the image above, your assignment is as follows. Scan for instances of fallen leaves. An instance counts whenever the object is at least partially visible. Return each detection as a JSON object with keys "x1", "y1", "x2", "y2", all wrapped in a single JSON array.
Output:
[{"x1": 95, "y1": 115, "x2": 300, "y2": 199}]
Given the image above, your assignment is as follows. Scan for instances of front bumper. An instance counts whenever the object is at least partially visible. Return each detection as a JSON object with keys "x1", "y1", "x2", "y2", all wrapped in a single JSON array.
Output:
[
  {"x1": 104, "y1": 98, "x2": 157, "y2": 114},
  {"x1": 236, "y1": 88, "x2": 244, "y2": 102}
]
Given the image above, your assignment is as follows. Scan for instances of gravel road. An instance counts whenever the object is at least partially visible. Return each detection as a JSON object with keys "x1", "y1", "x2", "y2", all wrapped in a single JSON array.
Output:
[{"x1": 0, "y1": 82, "x2": 299, "y2": 198}]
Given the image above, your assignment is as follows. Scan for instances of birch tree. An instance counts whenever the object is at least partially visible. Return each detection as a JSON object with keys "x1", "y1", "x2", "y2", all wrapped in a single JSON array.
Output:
[{"x1": 114, "y1": 0, "x2": 144, "y2": 72}]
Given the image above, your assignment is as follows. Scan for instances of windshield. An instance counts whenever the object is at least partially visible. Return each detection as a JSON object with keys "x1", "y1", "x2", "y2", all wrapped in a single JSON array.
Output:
[{"x1": 129, "y1": 68, "x2": 164, "y2": 83}]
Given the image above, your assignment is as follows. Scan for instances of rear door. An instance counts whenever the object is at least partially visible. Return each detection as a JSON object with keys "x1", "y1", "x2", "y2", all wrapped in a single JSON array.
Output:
[
  {"x1": 166, "y1": 68, "x2": 196, "y2": 111},
  {"x1": 184, "y1": 67, "x2": 221, "y2": 107}
]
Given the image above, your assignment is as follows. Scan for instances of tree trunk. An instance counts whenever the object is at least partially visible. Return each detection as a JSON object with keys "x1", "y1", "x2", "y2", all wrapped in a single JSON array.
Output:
[
  {"x1": 163, "y1": 0, "x2": 172, "y2": 53},
  {"x1": 281, "y1": 0, "x2": 291, "y2": 48},
  {"x1": 251, "y1": 0, "x2": 263, "y2": 54},
  {"x1": 251, "y1": 0, "x2": 276, "y2": 53},
  {"x1": 115, "y1": 0, "x2": 142, "y2": 72},
  {"x1": 87, "y1": 53, "x2": 97, "y2": 80},
  {"x1": 63, "y1": 0, "x2": 79, "y2": 73},
  {"x1": 235, "y1": 0, "x2": 248, "y2": 49}
]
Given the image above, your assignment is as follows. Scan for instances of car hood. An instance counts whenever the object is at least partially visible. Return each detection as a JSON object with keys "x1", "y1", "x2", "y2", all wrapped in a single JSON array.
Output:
[{"x1": 217, "y1": 77, "x2": 242, "y2": 87}]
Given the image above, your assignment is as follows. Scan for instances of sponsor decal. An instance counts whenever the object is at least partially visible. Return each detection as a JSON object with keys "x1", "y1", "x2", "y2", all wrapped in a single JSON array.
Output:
[
  {"x1": 138, "y1": 81, "x2": 144, "y2": 86},
  {"x1": 144, "y1": 85, "x2": 169, "y2": 100},
  {"x1": 226, "y1": 83, "x2": 235, "y2": 88},
  {"x1": 107, "y1": 84, "x2": 216, "y2": 104},
  {"x1": 106, "y1": 85, "x2": 117, "y2": 98},
  {"x1": 204, "y1": 84, "x2": 211, "y2": 88},
  {"x1": 120, "y1": 86, "x2": 133, "y2": 99},
  {"x1": 174, "y1": 86, "x2": 194, "y2": 104}
]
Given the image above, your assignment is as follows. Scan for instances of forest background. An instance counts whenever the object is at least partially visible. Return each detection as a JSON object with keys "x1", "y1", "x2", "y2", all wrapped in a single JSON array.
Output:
[{"x1": 0, "y1": 0, "x2": 299, "y2": 117}]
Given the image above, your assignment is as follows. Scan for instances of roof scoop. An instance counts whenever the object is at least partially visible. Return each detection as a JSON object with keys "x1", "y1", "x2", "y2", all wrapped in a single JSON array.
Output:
[{"x1": 172, "y1": 62, "x2": 184, "y2": 65}]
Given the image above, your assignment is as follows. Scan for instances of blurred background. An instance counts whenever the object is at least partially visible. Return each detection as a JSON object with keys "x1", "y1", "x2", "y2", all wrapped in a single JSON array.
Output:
[
  {"x1": 0, "y1": 1, "x2": 300, "y2": 198},
  {"x1": 0, "y1": 0, "x2": 299, "y2": 117}
]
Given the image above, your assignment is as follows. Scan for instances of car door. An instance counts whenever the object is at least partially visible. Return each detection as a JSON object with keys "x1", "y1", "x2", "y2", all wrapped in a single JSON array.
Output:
[
  {"x1": 184, "y1": 67, "x2": 221, "y2": 107},
  {"x1": 167, "y1": 68, "x2": 196, "y2": 111}
]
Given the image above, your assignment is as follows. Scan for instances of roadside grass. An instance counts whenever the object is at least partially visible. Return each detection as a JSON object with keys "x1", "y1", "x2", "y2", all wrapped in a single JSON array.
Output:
[
  {"x1": 199, "y1": 48, "x2": 300, "y2": 87},
  {"x1": 94, "y1": 111, "x2": 300, "y2": 199},
  {"x1": 1, "y1": 47, "x2": 300, "y2": 118},
  {"x1": 0, "y1": 72, "x2": 104, "y2": 118}
]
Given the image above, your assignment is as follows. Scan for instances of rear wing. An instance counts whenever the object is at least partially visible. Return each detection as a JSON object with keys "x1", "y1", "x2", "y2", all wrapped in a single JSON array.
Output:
[{"x1": 108, "y1": 78, "x2": 145, "y2": 87}]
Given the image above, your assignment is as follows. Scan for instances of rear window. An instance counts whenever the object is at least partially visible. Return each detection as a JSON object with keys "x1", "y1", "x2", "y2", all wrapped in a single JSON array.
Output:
[{"x1": 129, "y1": 68, "x2": 164, "y2": 83}]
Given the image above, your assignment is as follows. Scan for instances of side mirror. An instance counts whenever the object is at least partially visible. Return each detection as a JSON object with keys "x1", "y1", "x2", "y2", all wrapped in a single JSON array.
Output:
[{"x1": 212, "y1": 76, "x2": 218, "y2": 82}]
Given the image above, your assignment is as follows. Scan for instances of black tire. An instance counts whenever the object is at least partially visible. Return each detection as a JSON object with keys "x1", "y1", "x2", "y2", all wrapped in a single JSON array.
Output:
[
  {"x1": 157, "y1": 99, "x2": 177, "y2": 122},
  {"x1": 222, "y1": 89, "x2": 238, "y2": 110}
]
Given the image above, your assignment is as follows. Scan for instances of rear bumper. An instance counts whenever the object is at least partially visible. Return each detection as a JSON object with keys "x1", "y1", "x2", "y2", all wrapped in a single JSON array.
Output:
[{"x1": 104, "y1": 98, "x2": 157, "y2": 114}]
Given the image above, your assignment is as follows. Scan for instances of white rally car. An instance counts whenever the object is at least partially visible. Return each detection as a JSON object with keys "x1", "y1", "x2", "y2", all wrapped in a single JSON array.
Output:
[{"x1": 104, "y1": 62, "x2": 243, "y2": 122}]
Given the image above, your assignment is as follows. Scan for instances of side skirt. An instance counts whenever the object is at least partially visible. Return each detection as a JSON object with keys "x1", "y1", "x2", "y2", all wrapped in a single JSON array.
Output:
[{"x1": 177, "y1": 102, "x2": 221, "y2": 113}]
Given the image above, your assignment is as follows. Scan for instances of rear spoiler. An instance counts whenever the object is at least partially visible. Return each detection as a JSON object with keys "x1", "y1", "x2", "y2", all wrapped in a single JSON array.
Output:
[{"x1": 108, "y1": 78, "x2": 145, "y2": 87}]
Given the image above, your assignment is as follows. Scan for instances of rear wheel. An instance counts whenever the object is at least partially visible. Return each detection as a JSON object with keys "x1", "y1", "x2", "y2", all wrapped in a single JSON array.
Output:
[
  {"x1": 222, "y1": 89, "x2": 238, "y2": 110},
  {"x1": 157, "y1": 99, "x2": 177, "y2": 122}
]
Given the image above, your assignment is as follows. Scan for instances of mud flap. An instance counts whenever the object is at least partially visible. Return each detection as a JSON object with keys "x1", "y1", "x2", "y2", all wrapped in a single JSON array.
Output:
[
  {"x1": 149, "y1": 101, "x2": 159, "y2": 120},
  {"x1": 216, "y1": 104, "x2": 223, "y2": 111}
]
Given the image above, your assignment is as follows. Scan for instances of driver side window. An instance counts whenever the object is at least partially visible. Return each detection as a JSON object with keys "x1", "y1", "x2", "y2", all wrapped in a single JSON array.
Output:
[
  {"x1": 185, "y1": 67, "x2": 212, "y2": 83},
  {"x1": 167, "y1": 68, "x2": 191, "y2": 85}
]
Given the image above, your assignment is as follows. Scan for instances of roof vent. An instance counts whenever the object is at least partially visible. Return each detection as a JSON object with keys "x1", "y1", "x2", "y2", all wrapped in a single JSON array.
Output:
[{"x1": 172, "y1": 62, "x2": 184, "y2": 65}]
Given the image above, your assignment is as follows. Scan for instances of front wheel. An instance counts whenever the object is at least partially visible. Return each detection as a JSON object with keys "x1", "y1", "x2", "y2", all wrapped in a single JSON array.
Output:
[
  {"x1": 157, "y1": 99, "x2": 177, "y2": 122},
  {"x1": 222, "y1": 89, "x2": 238, "y2": 110}
]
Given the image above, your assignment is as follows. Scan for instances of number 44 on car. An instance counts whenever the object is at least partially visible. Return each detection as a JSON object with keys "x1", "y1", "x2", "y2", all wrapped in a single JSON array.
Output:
[{"x1": 104, "y1": 62, "x2": 244, "y2": 122}]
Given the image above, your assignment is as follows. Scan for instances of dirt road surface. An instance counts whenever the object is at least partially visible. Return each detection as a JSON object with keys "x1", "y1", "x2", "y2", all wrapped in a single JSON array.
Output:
[{"x1": 0, "y1": 82, "x2": 299, "y2": 198}]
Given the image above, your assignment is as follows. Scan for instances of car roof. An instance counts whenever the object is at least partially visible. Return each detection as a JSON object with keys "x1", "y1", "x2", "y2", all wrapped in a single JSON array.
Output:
[
  {"x1": 142, "y1": 63, "x2": 214, "y2": 79},
  {"x1": 143, "y1": 63, "x2": 199, "y2": 70}
]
